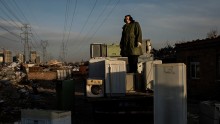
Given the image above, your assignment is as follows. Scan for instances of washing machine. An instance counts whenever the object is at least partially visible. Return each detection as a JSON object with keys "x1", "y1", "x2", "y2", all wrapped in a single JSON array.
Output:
[{"x1": 86, "y1": 78, "x2": 104, "y2": 97}]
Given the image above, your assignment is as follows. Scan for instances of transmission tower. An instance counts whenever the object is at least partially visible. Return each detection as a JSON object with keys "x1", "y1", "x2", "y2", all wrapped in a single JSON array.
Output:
[
  {"x1": 41, "y1": 40, "x2": 48, "y2": 63},
  {"x1": 59, "y1": 42, "x2": 66, "y2": 62},
  {"x1": 20, "y1": 24, "x2": 32, "y2": 62}
]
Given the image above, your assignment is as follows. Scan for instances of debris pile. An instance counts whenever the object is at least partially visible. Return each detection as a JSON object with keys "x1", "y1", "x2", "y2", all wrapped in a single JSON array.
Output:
[
  {"x1": 0, "y1": 62, "x2": 57, "y2": 123},
  {"x1": 0, "y1": 62, "x2": 26, "y2": 84}
]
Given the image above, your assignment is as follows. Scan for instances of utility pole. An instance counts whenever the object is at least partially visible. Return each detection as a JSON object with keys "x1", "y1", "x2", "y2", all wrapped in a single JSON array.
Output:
[
  {"x1": 41, "y1": 40, "x2": 48, "y2": 64},
  {"x1": 20, "y1": 24, "x2": 32, "y2": 63}
]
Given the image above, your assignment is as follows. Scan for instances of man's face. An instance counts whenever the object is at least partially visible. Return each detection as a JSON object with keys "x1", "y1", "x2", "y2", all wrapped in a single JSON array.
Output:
[{"x1": 125, "y1": 16, "x2": 131, "y2": 24}]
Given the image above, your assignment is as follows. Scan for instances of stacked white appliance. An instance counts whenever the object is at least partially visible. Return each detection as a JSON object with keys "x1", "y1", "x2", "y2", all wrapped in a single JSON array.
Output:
[{"x1": 87, "y1": 58, "x2": 126, "y2": 97}]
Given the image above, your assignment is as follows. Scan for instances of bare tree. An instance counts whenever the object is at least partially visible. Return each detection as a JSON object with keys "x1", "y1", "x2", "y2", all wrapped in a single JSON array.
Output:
[{"x1": 207, "y1": 29, "x2": 218, "y2": 39}]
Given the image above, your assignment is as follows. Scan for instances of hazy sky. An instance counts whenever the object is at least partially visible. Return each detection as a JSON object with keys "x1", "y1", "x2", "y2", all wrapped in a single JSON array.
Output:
[{"x1": 0, "y1": 0, "x2": 220, "y2": 62}]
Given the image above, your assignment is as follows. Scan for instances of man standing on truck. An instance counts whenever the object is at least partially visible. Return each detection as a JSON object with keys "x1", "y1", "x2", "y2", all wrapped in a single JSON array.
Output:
[{"x1": 120, "y1": 15, "x2": 143, "y2": 73}]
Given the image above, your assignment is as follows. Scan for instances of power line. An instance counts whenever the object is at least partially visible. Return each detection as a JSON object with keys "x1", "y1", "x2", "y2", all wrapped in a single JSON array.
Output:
[
  {"x1": 59, "y1": 42, "x2": 66, "y2": 62},
  {"x1": 0, "y1": 35, "x2": 20, "y2": 43},
  {"x1": 12, "y1": 0, "x2": 42, "y2": 48},
  {"x1": 0, "y1": 22, "x2": 20, "y2": 39},
  {"x1": 0, "y1": 0, "x2": 23, "y2": 23},
  {"x1": 0, "y1": 0, "x2": 42, "y2": 50},
  {"x1": 64, "y1": 0, "x2": 78, "y2": 61},
  {"x1": 61, "y1": 0, "x2": 71, "y2": 44},
  {"x1": 80, "y1": 0, "x2": 111, "y2": 43},
  {"x1": 22, "y1": 0, "x2": 43, "y2": 42},
  {"x1": 0, "y1": 4, "x2": 21, "y2": 29},
  {"x1": 0, "y1": 16, "x2": 20, "y2": 30},
  {"x1": 11, "y1": 0, "x2": 29, "y2": 23},
  {"x1": 11, "y1": 0, "x2": 41, "y2": 47},
  {"x1": 65, "y1": 0, "x2": 78, "y2": 48},
  {"x1": 76, "y1": 0, "x2": 98, "y2": 40},
  {"x1": 88, "y1": 0, "x2": 120, "y2": 43},
  {"x1": 71, "y1": 0, "x2": 99, "y2": 60},
  {"x1": 60, "y1": 0, "x2": 72, "y2": 62},
  {"x1": 79, "y1": 0, "x2": 121, "y2": 58}
]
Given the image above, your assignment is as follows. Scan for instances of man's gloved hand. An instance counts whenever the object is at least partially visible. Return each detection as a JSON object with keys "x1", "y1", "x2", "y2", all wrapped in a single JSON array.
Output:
[
  {"x1": 135, "y1": 42, "x2": 141, "y2": 47},
  {"x1": 138, "y1": 42, "x2": 142, "y2": 47}
]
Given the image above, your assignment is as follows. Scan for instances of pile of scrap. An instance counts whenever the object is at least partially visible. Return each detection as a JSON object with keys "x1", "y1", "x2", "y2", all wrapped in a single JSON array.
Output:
[
  {"x1": 0, "y1": 62, "x2": 58, "y2": 123},
  {"x1": 0, "y1": 62, "x2": 27, "y2": 84},
  {"x1": 0, "y1": 62, "x2": 30, "y2": 122},
  {"x1": 0, "y1": 81, "x2": 32, "y2": 122}
]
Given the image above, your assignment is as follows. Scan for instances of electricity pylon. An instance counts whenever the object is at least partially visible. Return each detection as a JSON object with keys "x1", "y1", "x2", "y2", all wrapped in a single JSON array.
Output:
[{"x1": 20, "y1": 24, "x2": 32, "y2": 62}]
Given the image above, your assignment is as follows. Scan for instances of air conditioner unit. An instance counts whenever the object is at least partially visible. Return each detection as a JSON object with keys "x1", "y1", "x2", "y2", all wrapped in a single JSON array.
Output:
[
  {"x1": 86, "y1": 78, "x2": 104, "y2": 97},
  {"x1": 90, "y1": 43, "x2": 107, "y2": 58}
]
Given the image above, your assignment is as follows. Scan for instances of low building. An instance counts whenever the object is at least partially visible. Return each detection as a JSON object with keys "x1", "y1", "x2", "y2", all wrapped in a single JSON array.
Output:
[{"x1": 175, "y1": 36, "x2": 220, "y2": 99}]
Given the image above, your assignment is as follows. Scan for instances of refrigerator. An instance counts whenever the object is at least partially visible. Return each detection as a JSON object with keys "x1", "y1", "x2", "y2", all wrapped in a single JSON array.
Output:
[{"x1": 154, "y1": 63, "x2": 187, "y2": 124}]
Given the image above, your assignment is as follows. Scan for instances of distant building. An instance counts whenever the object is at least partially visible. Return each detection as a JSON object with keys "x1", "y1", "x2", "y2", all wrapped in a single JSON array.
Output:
[
  {"x1": 15, "y1": 53, "x2": 24, "y2": 63},
  {"x1": 36, "y1": 55, "x2": 40, "y2": 64},
  {"x1": 0, "y1": 51, "x2": 3, "y2": 64},
  {"x1": 30, "y1": 51, "x2": 37, "y2": 63},
  {"x1": 175, "y1": 36, "x2": 220, "y2": 100},
  {"x1": 4, "y1": 50, "x2": 12, "y2": 63}
]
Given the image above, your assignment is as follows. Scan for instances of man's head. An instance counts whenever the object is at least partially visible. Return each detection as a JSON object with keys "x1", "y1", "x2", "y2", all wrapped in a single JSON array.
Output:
[{"x1": 124, "y1": 15, "x2": 134, "y2": 24}]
